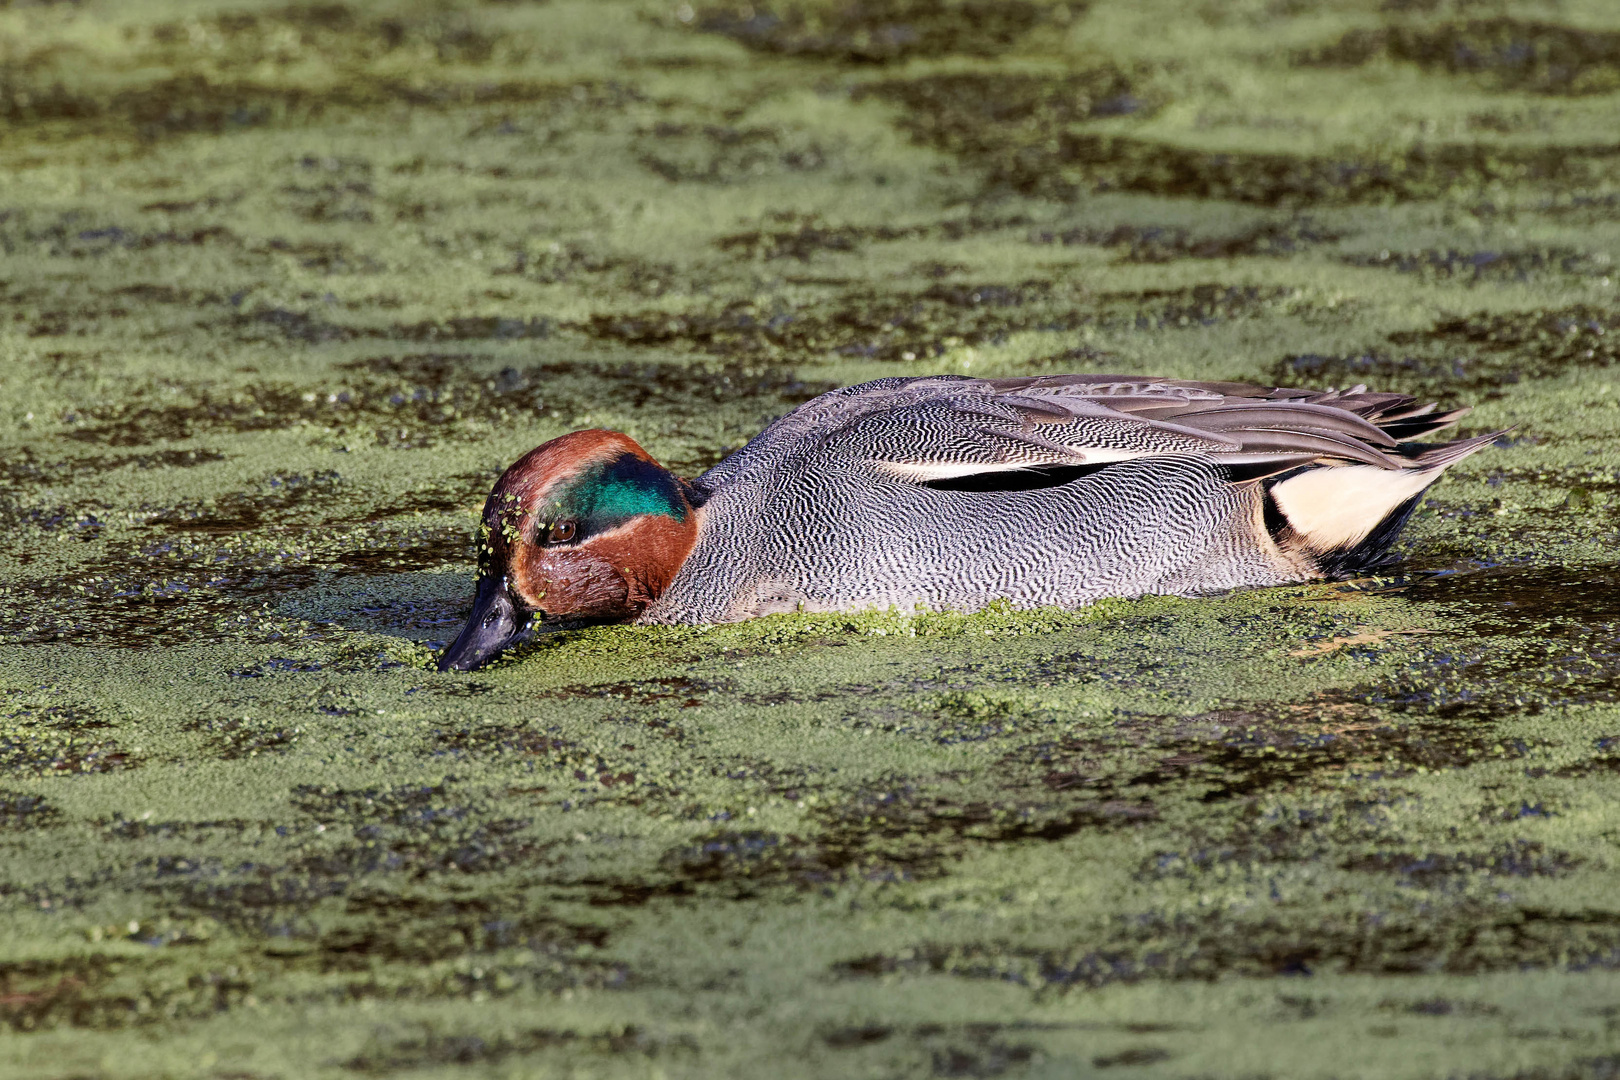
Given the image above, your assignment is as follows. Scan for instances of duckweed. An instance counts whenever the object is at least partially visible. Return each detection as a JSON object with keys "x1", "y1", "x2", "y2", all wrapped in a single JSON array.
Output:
[{"x1": 1, "y1": 1, "x2": 1619, "y2": 1077}]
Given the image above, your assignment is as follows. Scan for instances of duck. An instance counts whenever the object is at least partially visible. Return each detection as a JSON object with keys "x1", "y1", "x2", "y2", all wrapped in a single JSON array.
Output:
[{"x1": 437, "y1": 372, "x2": 1495, "y2": 670}]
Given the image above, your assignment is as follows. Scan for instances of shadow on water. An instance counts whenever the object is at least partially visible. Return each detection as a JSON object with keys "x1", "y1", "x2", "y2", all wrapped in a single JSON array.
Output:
[
  {"x1": 1348, "y1": 563, "x2": 1620, "y2": 717},
  {"x1": 1397, "y1": 563, "x2": 1620, "y2": 634}
]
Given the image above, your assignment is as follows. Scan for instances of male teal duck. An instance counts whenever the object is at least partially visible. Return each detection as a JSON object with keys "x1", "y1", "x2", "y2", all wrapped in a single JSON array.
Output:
[{"x1": 438, "y1": 373, "x2": 1494, "y2": 670}]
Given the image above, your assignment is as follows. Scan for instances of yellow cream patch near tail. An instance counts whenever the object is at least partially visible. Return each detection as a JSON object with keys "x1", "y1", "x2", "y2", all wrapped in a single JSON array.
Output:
[{"x1": 1269, "y1": 464, "x2": 1442, "y2": 553}]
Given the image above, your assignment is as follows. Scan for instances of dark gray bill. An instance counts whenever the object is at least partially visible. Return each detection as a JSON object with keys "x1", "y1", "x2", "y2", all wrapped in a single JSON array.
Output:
[{"x1": 437, "y1": 576, "x2": 531, "y2": 671}]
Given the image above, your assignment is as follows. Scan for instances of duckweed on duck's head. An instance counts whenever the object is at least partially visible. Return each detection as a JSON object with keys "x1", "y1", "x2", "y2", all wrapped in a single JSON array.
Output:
[{"x1": 1, "y1": 0, "x2": 1619, "y2": 1076}]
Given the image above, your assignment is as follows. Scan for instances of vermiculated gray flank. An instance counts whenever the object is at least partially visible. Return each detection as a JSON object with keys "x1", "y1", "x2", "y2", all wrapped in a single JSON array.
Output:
[{"x1": 644, "y1": 373, "x2": 1493, "y2": 623}]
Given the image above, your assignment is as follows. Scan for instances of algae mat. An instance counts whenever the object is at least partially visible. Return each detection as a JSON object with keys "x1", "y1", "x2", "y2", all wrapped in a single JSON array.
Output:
[{"x1": 2, "y1": 0, "x2": 1620, "y2": 1076}]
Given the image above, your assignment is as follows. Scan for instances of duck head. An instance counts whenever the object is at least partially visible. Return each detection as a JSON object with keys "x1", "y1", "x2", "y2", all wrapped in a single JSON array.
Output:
[{"x1": 437, "y1": 430, "x2": 699, "y2": 671}]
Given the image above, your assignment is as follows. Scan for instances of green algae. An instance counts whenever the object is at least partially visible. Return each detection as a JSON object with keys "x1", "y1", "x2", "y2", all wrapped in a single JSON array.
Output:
[
  {"x1": 1298, "y1": 18, "x2": 1620, "y2": 97},
  {"x1": 1, "y1": 0, "x2": 1620, "y2": 1077}
]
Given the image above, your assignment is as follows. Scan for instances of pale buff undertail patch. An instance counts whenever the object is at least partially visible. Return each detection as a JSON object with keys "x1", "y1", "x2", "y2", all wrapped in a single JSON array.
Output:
[{"x1": 1269, "y1": 463, "x2": 1442, "y2": 552}]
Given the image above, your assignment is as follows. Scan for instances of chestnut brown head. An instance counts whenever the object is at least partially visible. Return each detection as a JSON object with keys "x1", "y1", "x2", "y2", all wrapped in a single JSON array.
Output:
[{"x1": 438, "y1": 430, "x2": 698, "y2": 671}]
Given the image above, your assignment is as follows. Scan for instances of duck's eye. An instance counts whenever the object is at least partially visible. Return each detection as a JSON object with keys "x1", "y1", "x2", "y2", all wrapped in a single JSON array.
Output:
[{"x1": 545, "y1": 520, "x2": 577, "y2": 545}]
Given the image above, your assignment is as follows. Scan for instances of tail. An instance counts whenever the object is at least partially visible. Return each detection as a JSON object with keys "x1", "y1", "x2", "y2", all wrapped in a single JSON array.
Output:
[{"x1": 1258, "y1": 398, "x2": 1500, "y2": 577}]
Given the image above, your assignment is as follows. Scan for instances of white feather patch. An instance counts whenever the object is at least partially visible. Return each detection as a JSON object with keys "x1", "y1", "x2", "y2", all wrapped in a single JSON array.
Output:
[
  {"x1": 875, "y1": 448, "x2": 1154, "y2": 483},
  {"x1": 1270, "y1": 464, "x2": 1439, "y2": 551}
]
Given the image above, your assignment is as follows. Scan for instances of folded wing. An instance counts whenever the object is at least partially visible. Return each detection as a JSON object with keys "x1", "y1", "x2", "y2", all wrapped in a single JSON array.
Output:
[{"x1": 803, "y1": 373, "x2": 1477, "y2": 484}]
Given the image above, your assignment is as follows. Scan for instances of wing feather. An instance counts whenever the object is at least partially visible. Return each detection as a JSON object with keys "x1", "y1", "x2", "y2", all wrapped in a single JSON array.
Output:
[{"x1": 691, "y1": 372, "x2": 1477, "y2": 495}]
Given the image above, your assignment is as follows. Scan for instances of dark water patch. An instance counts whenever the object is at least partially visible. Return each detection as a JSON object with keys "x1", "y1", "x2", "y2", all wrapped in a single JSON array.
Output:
[
  {"x1": 416, "y1": 680, "x2": 495, "y2": 699},
  {"x1": 1096, "y1": 284, "x2": 1298, "y2": 332},
  {"x1": 1299, "y1": 19, "x2": 1620, "y2": 97},
  {"x1": 0, "y1": 791, "x2": 60, "y2": 830},
  {"x1": 836, "y1": 904, "x2": 1620, "y2": 988},
  {"x1": 652, "y1": 771, "x2": 1172, "y2": 895},
  {"x1": 716, "y1": 216, "x2": 924, "y2": 261},
  {"x1": 1351, "y1": 645, "x2": 1620, "y2": 718},
  {"x1": 325, "y1": 594, "x2": 470, "y2": 641},
  {"x1": 186, "y1": 714, "x2": 302, "y2": 760},
  {"x1": 66, "y1": 376, "x2": 371, "y2": 444},
  {"x1": 866, "y1": 70, "x2": 1620, "y2": 203},
  {"x1": 931, "y1": 1037, "x2": 1037, "y2": 1076},
  {"x1": 1322, "y1": 564, "x2": 1620, "y2": 716},
  {"x1": 541, "y1": 675, "x2": 726, "y2": 707},
  {"x1": 0, "y1": 895, "x2": 615, "y2": 1031},
  {"x1": 435, "y1": 724, "x2": 583, "y2": 763},
  {"x1": 1031, "y1": 218, "x2": 1340, "y2": 262},
  {"x1": 1280, "y1": 350, "x2": 1479, "y2": 400},
  {"x1": 1341, "y1": 246, "x2": 1611, "y2": 283},
  {"x1": 1387, "y1": 306, "x2": 1620, "y2": 379},
  {"x1": 0, "y1": 961, "x2": 258, "y2": 1033},
  {"x1": 137, "y1": 197, "x2": 238, "y2": 216},
  {"x1": 103, "y1": 817, "x2": 265, "y2": 841},
  {"x1": 636, "y1": 120, "x2": 830, "y2": 183},
  {"x1": 0, "y1": 958, "x2": 143, "y2": 1033},
  {"x1": 148, "y1": 787, "x2": 542, "y2": 936},
  {"x1": 0, "y1": 499, "x2": 110, "y2": 544},
  {"x1": 1277, "y1": 305, "x2": 1620, "y2": 399},
  {"x1": 693, "y1": 0, "x2": 1051, "y2": 63},
  {"x1": 1375, "y1": 565, "x2": 1620, "y2": 712},
  {"x1": 825, "y1": 1023, "x2": 895, "y2": 1047},
  {"x1": 1029, "y1": 704, "x2": 1513, "y2": 804},
  {"x1": 1400, "y1": 564, "x2": 1620, "y2": 634},
  {"x1": 585, "y1": 283, "x2": 1289, "y2": 362},
  {"x1": 0, "y1": 214, "x2": 237, "y2": 260},
  {"x1": 65, "y1": 541, "x2": 471, "y2": 639},
  {"x1": 172, "y1": 3, "x2": 480, "y2": 57},
  {"x1": 920, "y1": 689, "x2": 1051, "y2": 745},
  {"x1": 322, "y1": 920, "x2": 629, "y2": 1000},
  {"x1": 323, "y1": 891, "x2": 607, "y2": 968},
  {"x1": 261, "y1": 237, "x2": 383, "y2": 275},
  {"x1": 233, "y1": 306, "x2": 361, "y2": 345},
  {"x1": 343, "y1": 353, "x2": 825, "y2": 415},
  {"x1": 0, "y1": 70, "x2": 628, "y2": 142},
  {"x1": 363, "y1": 471, "x2": 496, "y2": 521},
  {"x1": 63, "y1": 353, "x2": 510, "y2": 446},
  {"x1": 0, "y1": 448, "x2": 225, "y2": 495},
  {"x1": 664, "y1": 829, "x2": 798, "y2": 884},
  {"x1": 291, "y1": 782, "x2": 472, "y2": 830},
  {"x1": 0, "y1": 731, "x2": 134, "y2": 777},
  {"x1": 325, "y1": 527, "x2": 471, "y2": 575},
  {"x1": 843, "y1": 679, "x2": 1041, "y2": 738},
  {"x1": 0, "y1": 547, "x2": 322, "y2": 647},
  {"x1": 1551, "y1": 736, "x2": 1620, "y2": 780},
  {"x1": 0, "y1": 516, "x2": 470, "y2": 648},
  {"x1": 493, "y1": 240, "x2": 675, "y2": 294},
  {"x1": 912, "y1": 259, "x2": 971, "y2": 278},
  {"x1": 652, "y1": 808, "x2": 926, "y2": 893},
  {"x1": 1381, "y1": 995, "x2": 1501, "y2": 1017},
  {"x1": 1536, "y1": 192, "x2": 1620, "y2": 224},
  {"x1": 344, "y1": 1024, "x2": 687, "y2": 1074},
  {"x1": 69, "y1": 351, "x2": 827, "y2": 449},
  {"x1": 229, "y1": 656, "x2": 335, "y2": 681},
  {"x1": 394, "y1": 315, "x2": 552, "y2": 341},
  {"x1": 1025, "y1": 135, "x2": 1618, "y2": 206},
  {"x1": 148, "y1": 470, "x2": 345, "y2": 533},
  {"x1": 1344, "y1": 840, "x2": 1580, "y2": 886},
  {"x1": 0, "y1": 699, "x2": 135, "y2": 777},
  {"x1": 279, "y1": 154, "x2": 374, "y2": 224},
  {"x1": 823, "y1": 1021, "x2": 1131, "y2": 1069},
  {"x1": 1093, "y1": 1047, "x2": 1171, "y2": 1067},
  {"x1": 864, "y1": 67, "x2": 1146, "y2": 144}
]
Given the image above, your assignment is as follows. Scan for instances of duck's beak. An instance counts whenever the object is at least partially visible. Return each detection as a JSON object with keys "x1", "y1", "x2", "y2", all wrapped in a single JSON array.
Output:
[{"x1": 437, "y1": 576, "x2": 531, "y2": 671}]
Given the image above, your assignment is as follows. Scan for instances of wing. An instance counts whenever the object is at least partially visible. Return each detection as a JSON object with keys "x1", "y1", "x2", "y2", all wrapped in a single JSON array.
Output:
[{"x1": 692, "y1": 373, "x2": 1472, "y2": 495}]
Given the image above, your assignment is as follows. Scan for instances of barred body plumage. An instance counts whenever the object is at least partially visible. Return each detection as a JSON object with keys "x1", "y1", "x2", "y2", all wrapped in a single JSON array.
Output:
[{"x1": 642, "y1": 373, "x2": 1494, "y2": 623}]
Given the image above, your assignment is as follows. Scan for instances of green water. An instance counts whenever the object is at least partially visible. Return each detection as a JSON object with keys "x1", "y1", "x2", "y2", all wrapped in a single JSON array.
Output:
[{"x1": 1, "y1": 1, "x2": 1619, "y2": 1076}]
